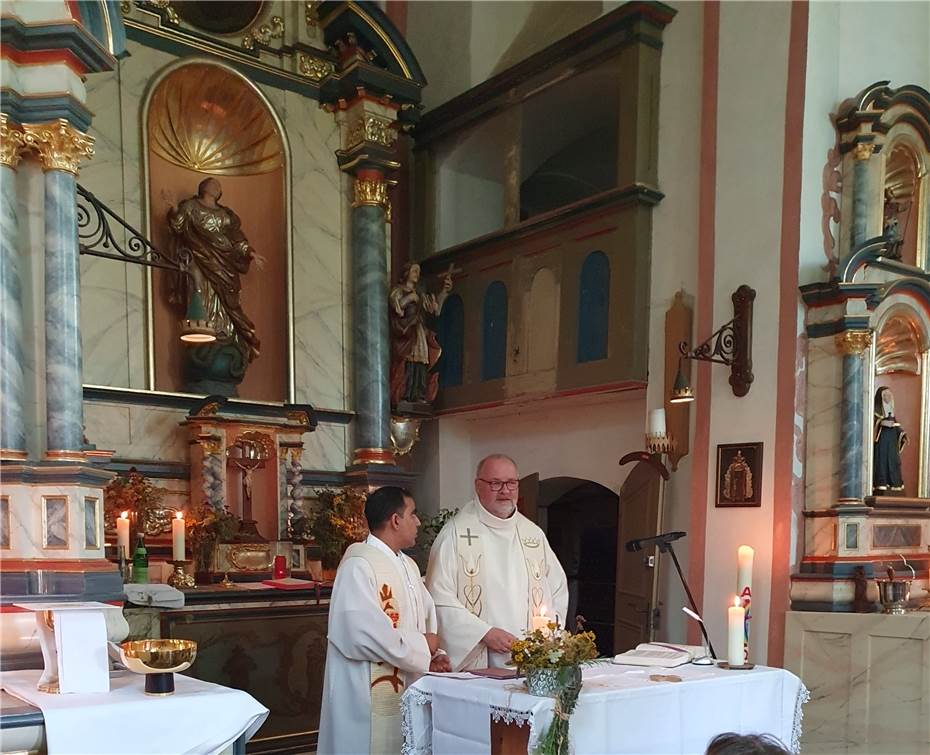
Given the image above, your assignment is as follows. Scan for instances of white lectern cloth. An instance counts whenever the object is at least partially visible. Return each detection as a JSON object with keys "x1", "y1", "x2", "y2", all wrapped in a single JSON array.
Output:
[
  {"x1": 2, "y1": 669, "x2": 268, "y2": 755},
  {"x1": 402, "y1": 663, "x2": 809, "y2": 755}
]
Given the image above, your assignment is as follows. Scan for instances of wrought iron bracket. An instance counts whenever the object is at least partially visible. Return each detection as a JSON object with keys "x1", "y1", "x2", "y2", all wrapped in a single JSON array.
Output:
[
  {"x1": 678, "y1": 285, "x2": 755, "y2": 397},
  {"x1": 76, "y1": 182, "x2": 189, "y2": 274}
]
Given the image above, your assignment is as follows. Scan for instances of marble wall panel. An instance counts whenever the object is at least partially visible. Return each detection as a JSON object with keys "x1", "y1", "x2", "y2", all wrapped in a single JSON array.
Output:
[
  {"x1": 83, "y1": 401, "x2": 187, "y2": 461},
  {"x1": 804, "y1": 515, "x2": 836, "y2": 557},
  {"x1": 805, "y1": 337, "x2": 842, "y2": 509},
  {"x1": 301, "y1": 424, "x2": 347, "y2": 473}
]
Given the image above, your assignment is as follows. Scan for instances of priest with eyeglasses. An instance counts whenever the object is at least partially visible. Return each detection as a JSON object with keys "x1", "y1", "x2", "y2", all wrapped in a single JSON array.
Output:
[{"x1": 426, "y1": 454, "x2": 568, "y2": 670}]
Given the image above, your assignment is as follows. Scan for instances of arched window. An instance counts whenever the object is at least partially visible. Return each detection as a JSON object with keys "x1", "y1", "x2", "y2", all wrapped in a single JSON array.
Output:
[
  {"x1": 577, "y1": 251, "x2": 610, "y2": 362},
  {"x1": 437, "y1": 294, "x2": 464, "y2": 388},
  {"x1": 482, "y1": 281, "x2": 508, "y2": 380}
]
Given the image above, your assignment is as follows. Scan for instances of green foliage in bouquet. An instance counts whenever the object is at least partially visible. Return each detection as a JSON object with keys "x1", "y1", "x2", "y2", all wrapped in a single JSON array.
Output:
[
  {"x1": 510, "y1": 626, "x2": 600, "y2": 755},
  {"x1": 186, "y1": 502, "x2": 240, "y2": 572},
  {"x1": 311, "y1": 488, "x2": 368, "y2": 568},
  {"x1": 410, "y1": 507, "x2": 458, "y2": 572}
]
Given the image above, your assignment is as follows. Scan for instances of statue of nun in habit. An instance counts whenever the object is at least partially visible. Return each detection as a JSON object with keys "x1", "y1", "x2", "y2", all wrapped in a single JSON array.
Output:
[{"x1": 873, "y1": 387, "x2": 909, "y2": 495}]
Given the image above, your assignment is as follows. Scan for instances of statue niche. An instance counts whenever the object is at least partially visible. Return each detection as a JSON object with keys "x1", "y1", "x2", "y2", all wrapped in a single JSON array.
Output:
[{"x1": 146, "y1": 62, "x2": 287, "y2": 401}]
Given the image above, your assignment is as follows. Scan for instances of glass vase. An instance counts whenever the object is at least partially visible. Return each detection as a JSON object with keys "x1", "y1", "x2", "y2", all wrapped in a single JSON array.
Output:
[{"x1": 526, "y1": 665, "x2": 582, "y2": 697}]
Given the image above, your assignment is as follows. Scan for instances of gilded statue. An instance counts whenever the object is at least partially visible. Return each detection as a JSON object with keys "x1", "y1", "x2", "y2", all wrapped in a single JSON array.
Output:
[
  {"x1": 166, "y1": 178, "x2": 263, "y2": 363},
  {"x1": 873, "y1": 387, "x2": 909, "y2": 495},
  {"x1": 389, "y1": 263, "x2": 453, "y2": 409}
]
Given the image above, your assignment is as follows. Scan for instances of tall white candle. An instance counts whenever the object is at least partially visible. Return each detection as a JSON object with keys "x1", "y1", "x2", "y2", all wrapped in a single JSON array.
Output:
[
  {"x1": 737, "y1": 545, "x2": 753, "y2": 662},
  {"x1": 647, "y1": 408, "x2": 667, "y2": 436},
  {"x1": 727, "y1": 597, "x2": 745, "y2": 667},
  {"x1": 531, "y1": 605, "x2": 549, "y2": 634},
  {"x1": 172, "y1": 511, "x2": 185, "y2": 561},
  {"x1": 117, "y1": 511, "x2": 130, "y2": 559}
]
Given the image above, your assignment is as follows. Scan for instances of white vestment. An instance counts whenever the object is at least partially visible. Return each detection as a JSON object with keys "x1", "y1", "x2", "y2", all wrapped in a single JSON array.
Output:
[
  {"x1": 426, "y1": 498, "x2": 568, "y2": 670},
  {"x1": 318, "y1": 535, "x2": 436, "y2": 755}
]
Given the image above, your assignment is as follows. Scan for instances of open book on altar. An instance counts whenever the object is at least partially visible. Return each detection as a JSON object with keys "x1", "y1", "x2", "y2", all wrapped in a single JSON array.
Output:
[{"x1": 611, "y1": 643, "x2": 705, "y2": 668}]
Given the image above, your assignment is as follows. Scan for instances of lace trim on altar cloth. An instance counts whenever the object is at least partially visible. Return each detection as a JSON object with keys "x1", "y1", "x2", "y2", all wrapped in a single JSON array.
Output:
[
  {"x1": 490, "y1": 704, "x2": 532, "y2": 727},
  {"x1": 791, "y1": 683, "x2": 811, "y2": 754},
  {"x1": 401, "y1": 687, "x2": 433, "y2": 755}
]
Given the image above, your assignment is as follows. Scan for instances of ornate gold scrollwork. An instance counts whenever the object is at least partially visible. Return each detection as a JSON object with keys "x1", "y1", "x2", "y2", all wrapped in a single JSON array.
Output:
[
  {"x1": 228, "y1": 543, "x2": 273, "y2": 571},
  {"x1": 298, "y1": 53, "x2": 334, "y2": 82},
  {"x1": 305, "y1": 1, "x2": 321, "y2": 30},
  {"x1": 852, "y1": 142, "x2": 874, "y2": 161},
  {"x1": 353, "y1": 176, "x2": 391, "y2": 221},
  {"x1": 347, "y1": 114, "x2": 397, "y2": 151},
  {"x1": 198, "y1": 434, "x2": 223, "y2": 455},
  {"x1": 242, "y1": 15, "x2": 284, "y2": 50},
  {"x1": 835, "y1": 329, "x2": 873, "y2": 355},
  {"x1": 21, "y1": 120, "x2": 95, "y2": 176},
  {"x1": 0, "y1": 115, "x2": 25, "y2": 169}
]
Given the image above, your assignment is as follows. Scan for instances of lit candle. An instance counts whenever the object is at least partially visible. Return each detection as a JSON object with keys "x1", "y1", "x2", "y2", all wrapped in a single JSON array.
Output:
[
  {"x1": 737, "y1": 545, "x2": 753, "y2": 663},
  {"x1": 531, "y1": 606, "x2": 549, "y2": 633},
  {"x1": 172, "y1": 511, "x2": 185, "y2": 561},
  {"x1": 727, "y1": 597, "x2": 745, "y2": 667},
  {"x1": 117, "y1": 511, "x2": 130, "y2": 559},
  {"x1": 647, "y1": 408, "x2": 667, "y2": 436}
]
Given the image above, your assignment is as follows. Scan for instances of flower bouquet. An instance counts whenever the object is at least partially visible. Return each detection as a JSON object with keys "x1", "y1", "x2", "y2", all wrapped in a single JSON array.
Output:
[{"x1": 510, "y1": 624, "x2": 599, "y2": 755}]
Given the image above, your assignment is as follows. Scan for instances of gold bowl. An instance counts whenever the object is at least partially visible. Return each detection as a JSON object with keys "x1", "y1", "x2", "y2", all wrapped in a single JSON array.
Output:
[{"x1": 118, "y1": 639, "x2": 197, "y2": 695}]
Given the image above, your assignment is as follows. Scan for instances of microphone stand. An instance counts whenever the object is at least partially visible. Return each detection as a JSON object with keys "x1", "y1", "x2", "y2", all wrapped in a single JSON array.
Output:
[{"x1": 656, "y1": 539, "x2": 718, "y2": 660}]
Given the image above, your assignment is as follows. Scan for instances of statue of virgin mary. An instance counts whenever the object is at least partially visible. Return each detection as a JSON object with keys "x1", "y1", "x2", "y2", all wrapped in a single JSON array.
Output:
[{"x1": 873, "y1": 387, "x2": 909, "y2": 495}]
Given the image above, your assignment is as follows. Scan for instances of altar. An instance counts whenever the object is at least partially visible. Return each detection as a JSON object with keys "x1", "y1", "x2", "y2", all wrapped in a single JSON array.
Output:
[{"x1": 402, "y1": 664, "x2": 808, "y2": 755}]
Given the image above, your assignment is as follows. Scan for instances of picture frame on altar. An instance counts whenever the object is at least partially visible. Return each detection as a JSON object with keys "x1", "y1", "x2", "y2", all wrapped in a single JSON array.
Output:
[{"x1": 715, "y1": 442, "x2": 763, "y2": 507}]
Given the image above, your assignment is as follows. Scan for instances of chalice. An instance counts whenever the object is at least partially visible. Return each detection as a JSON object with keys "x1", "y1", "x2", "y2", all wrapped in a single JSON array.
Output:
[{"x1": 118, "y1": 639, "x2": 197, "y2": 696}]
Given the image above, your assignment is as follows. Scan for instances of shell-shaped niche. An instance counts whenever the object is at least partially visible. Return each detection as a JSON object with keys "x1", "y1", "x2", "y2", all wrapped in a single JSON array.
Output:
[
  {"x1": 147, "y1": 63, "x2": 283, "y2": 176},
  {"x1": 875, "y1": 314, "x2": 922, "y2": 375}
]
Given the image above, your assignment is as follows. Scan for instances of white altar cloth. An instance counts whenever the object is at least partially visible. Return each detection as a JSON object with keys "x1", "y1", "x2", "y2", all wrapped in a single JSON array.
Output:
[
  {"x1": 1, "y1": 669, "x2": 268, "y2": 755},
  {"x1": 402, "y1": 663, "x2": 808, "y2": 755}
]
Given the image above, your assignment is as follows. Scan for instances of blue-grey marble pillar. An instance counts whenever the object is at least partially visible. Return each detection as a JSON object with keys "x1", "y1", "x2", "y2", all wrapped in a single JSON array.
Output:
[
  {"x1": 351, "y1": 189, "x2": 391, "y2": 464},
  {"x1": 836, "y1": 330, "x2": 871, "y2": 501},
  {"x1": 851, "y1": 152, "x2": 870, "y2": 249},
  {"x1": 44, "y1": 169, "x2": 84, "y2": 454},
  {"x1": 0, "y1": 164, "x2": 26, "y2": 454}
]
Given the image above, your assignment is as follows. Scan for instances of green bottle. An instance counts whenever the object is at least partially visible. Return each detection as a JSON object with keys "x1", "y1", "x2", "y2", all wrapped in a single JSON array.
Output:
[{"x1": 131, "y1": 533, "x2": 149, "y2": 584}]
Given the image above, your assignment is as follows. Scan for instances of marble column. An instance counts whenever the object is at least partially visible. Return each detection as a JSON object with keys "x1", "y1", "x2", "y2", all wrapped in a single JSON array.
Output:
[
  {"x1": 836, "y1": 330, "x2": 872, "y2": 501},
  {"x1": 22, "y1": 120, "x2": 95, "y2": 457},
  {"x1": 351, "y1": 170, "x2": 393, "y2": 465},
  {"x1": 0, "y1": 117, "x2": 26, "y2": 456},
  {"x1": 850, "y1": 143, "x2": 872, "y2": 249}
]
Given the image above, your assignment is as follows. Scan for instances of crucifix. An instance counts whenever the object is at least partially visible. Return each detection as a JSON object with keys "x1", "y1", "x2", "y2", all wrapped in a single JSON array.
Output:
[
  {"x1": 460, "y1": 528, "x2": 478, "y2": 546},
  {"x1": 227, "y1": 435, "x2": 271, "y2": 542}
]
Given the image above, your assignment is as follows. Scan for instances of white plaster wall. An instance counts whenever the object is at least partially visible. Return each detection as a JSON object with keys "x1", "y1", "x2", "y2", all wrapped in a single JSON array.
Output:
[
  {"x1": 646, "y1": 0, "x2": 703, "y2": 645},
  {"x1": 699, "y1": 1, "x2": 793, "y2": 666},
  {"x1": 417, "y1": 391, "x2": 646, "y2": 514}
]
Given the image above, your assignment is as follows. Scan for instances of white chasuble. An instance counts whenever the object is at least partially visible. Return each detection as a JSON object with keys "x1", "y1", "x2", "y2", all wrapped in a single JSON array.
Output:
[
  {"x1": 318, "y1": 536, "x2": 435, "y2": 755},
  {"x1": 426, "y1": 498, "x2": 568, "y2": 671}
]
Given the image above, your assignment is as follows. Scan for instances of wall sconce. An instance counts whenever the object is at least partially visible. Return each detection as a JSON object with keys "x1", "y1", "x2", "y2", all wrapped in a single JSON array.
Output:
[{"x1": 670, "y1": 285, "x2": 755, "y2": 403}]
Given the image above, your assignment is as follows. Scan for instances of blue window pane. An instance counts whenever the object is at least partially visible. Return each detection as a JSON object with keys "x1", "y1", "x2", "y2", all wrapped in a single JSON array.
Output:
[
  {"x1": 437, "y1": 295, "x2": 464, "y2": 388},
  {"x1": 577, "y1": 251, "x2": 610, "y2": 362},
  {"x1": 482, "y1": 281, "x2": 508, "y2": 380}
]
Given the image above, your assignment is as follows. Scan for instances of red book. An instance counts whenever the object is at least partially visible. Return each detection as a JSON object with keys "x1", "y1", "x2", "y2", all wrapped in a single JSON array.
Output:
[
  {"x1": 470, "y1": 667, "x2": 521, "y2": 679},
  {"x1": 261, "y1": 577, "x2": 318, "y2": 590}
]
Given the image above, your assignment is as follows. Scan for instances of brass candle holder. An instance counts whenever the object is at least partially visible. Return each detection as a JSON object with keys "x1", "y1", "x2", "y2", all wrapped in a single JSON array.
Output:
[{"x1": 167, "y1": 560, "x2": 195, "y2": 589}]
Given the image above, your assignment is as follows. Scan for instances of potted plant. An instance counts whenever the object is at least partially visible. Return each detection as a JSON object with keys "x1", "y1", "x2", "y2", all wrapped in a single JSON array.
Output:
[
  {"x1": 186, "y1": 502, "x2": 240, "y2": 582},
  {"x1": 311, "y1": 488, "x2": 368, "y2": 578},
  {"x1": 510, "y1": 625, "x2": 600, "y2": 755}
]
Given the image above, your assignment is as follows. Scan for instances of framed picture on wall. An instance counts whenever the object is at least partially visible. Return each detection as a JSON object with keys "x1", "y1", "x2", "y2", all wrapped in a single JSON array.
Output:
[{"x1": 715, "y1": 442, "x2": 763, "y2": 507}]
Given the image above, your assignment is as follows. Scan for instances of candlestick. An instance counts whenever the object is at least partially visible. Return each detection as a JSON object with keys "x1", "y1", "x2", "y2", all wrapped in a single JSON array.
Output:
[
  {"x1": 737, "y1": 545, "x2": 753, "y2": 663},
  {"x1": 727, "y1": 597, "x2": 744, "y2": 667},
  {"x1": 172, "y1": 511, "x2": 185, "y2": 561},
  {"x1": 117, "y1": 511, "x2": 130, "y2": 559},
  {"x1": 167, "y1": 560, "x2": 195, "y2": 590}
]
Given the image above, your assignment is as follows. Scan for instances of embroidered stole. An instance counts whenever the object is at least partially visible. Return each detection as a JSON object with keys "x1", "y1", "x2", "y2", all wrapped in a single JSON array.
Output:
[
  {"x1": 451, "y1": 504, "x2": 553, "y2": 629},
  {"x1": 341, "y1": 542, "x2": 412, "y2": 754}
]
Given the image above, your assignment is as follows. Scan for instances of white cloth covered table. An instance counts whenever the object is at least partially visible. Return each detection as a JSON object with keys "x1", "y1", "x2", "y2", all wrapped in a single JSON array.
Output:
[
  {"x1": 402, "y1": 663, "x2": 809, "y2": 755},
  {"x1": 1, "y1": 669, "x2": 268, "y2": 755}
]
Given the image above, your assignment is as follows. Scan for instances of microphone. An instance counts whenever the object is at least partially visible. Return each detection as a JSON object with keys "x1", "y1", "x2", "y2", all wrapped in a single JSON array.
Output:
[{"x1": 625, "y1": 531, "x2": 686, "y2": 552}]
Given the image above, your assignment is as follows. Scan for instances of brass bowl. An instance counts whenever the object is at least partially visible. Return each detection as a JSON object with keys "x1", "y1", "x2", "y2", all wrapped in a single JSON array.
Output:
[{"x1": 118, "y1": 639, "x2": 197, "y2": 694}]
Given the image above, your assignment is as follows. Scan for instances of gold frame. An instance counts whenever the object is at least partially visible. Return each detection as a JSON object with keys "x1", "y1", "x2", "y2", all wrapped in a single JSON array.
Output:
[
  {"x1": 139, "y1": 57, "x2": 296, "y2": 403},
  {"x1": 0, "y1": 495, "x2": 10, "y2": 550},
  {"x1": 84, "y1": 496, "x2": 101, "y2": 550},
  {"x1": 41, "y1": 495, "x2": 70, "y2": 550}
]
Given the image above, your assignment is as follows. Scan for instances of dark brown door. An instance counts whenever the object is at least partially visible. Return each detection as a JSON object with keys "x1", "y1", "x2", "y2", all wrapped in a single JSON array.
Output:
[
  {"x1": 517, "y1": 473, "x2": 539, "y2": 522},
  {"x1": 613, "y1": 461, "x2": 664, "y2": 653}
]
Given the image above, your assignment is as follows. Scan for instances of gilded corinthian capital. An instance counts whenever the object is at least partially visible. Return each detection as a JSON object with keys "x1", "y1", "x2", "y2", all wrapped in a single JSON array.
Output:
[
  {"x1": 22, "y1": 119, "x2": 95, "y2": 175},
  {"x1": 353, "y1": 175, "x2": 392, "y2": 221},
  {"x1": 835, "y1": 329, "x2": 873, "y2": 355},
  {"x1": 0, "y1": 114, "x2": 25, "y2": 169}
]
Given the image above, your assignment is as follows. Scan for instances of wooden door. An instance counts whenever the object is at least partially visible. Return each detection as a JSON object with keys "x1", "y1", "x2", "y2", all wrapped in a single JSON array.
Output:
[
  {"x1": 517, "y1": 473, "x2": 539, "y2": 523},
  {"x1": 613, "y1": 461, "x2": 664, "y2": 652}
]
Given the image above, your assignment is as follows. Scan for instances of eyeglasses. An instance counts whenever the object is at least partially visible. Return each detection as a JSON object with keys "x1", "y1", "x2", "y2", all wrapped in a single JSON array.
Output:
[{"x1": 478, "y1": 478, "x2": 519, "y2": 492}]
